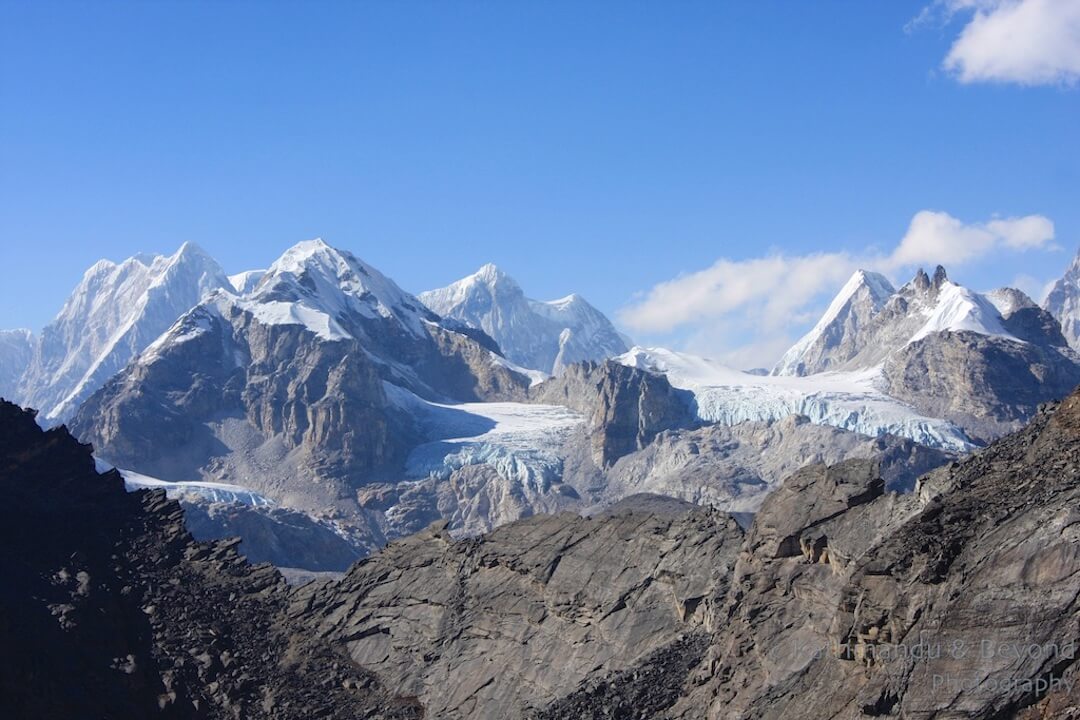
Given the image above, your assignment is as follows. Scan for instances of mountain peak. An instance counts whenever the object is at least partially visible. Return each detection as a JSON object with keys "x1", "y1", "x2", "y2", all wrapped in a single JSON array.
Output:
[
  {"x1": 174, "y1": 240, "x2": 210, "y2": 259},
  {"x1": 544, "y1": 293, "x2": 583, "y2": 308},
  {"x1": 272, "y1": 238, "x2": 338, "y2": 268},
  {"x1": 475, "y1": 262, "x2": 504, "y2": 279},
  {"x1": 1043, "y1": 246, "x2": 1080, "y2": 350},
  {"x1": 772, "y1": 268, "x2": 895, "y2": 376},
  {"x1": 932, "y1": 264, "x2": 948, "y2": 289},
  {"x1": 420, "y1": 269, "x2": 627, "y2": 375},
  {"x1": 469, "y1": 263, "x2": 521, "y2": 291},
  {"x1": 253, "y1": 239, "x2": 431, "y2": 339}
]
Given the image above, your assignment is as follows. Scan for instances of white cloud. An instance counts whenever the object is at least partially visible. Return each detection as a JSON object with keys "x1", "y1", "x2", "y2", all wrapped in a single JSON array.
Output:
[
  {"x1": 921, "y1": 0, "x2": 1080, "y2": 85},
  {"x1": 618, "y1": 210, "x2": 1056, "y2": 368},
  {"x1": 1009, "y1": 272, "x2": 1058, "y2": 303},
  {"x1": 884, "y1": 210, "x2": 1055, "y2": 269},
  {"x1": 618, "y1": 253, "x2": 856, "y2": 334}
]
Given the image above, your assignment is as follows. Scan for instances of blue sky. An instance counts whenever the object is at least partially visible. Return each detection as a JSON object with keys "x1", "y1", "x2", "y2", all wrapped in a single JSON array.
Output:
[{"x1": 2, "y1": 1, "x2": 1078, "y2": 365}]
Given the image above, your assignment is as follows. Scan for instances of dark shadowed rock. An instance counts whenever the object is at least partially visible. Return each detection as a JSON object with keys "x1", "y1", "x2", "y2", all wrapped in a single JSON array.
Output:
[{"x1": 0, "y1": 399, "x2": 418, "y2": 719}]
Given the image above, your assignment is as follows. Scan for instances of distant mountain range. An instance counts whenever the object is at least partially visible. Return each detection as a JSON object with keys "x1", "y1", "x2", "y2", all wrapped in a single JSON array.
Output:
[
  {"x1": 4, "y1": 239, "x2": 1080, "y2": 570},
  {"x1": 418, "y1": 262, "x2": 629, "y2": 375}
]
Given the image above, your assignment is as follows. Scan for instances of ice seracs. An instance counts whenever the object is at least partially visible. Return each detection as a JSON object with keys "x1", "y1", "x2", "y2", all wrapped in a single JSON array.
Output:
[
  {"x1": 419, "y1": 263, "x2": 629, "y2": 375},
  {"x1": 617, "y1": 345, "x2": 974, "y2": 451}
]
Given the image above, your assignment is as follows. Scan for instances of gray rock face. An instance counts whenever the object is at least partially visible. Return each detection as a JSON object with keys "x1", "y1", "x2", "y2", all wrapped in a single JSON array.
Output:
[
  {"x1": 0, "y1": 328, "x2": 34, "y2": 400},
  {"x1": 529, "y1": 360, "x2": 696, "y2": 467},
  {"x1": 598, "y1": 414, "x2": 954, "y2": 512},
  {"x1": 277, "y1": 391, "x2": 1080, "y2": 719},
  {"x1": 419, "y1": 264, "x2": 628, "y2": 375},
  {"x1": 656, "y1": 394, "x2": 1080, "y2": 718},
  {"x1": 883, "y1": 328, "x2": 1080, "y2": 443},
  {"x1": 71, "y1": 305, "x2": 404, "y2": 508},
  {"x1": 18, "y1": 242, "x2": 231, "y2": 422},
  {"x1": 299, "y1": 506, "x2": 744, "y2": 720}
]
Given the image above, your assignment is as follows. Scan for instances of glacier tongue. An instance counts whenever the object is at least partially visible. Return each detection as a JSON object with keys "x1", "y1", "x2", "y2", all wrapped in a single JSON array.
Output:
[
  {"x1": 94, "y1": 459, "x2": 275, "y2": 507},
  {"x1": 616, "y1": 346, "x2": 974, "y2": 451},
  {"x1": 387, "y1": 383, "x2": 585, "y2": 494}
]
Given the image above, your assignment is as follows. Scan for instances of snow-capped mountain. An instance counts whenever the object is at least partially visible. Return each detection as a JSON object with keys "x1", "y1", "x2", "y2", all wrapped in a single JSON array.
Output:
[
  {"x1": 0, "y1": 329, "x2": 34, "y2": 400},
  {"x1": 18, "y1": 242, "x2": 231, "y2": 422},
  {"x1": 771, "y1": 265, "x2": 1080, "y2": 442},
  {"x1": 228, "y1": 269, "x2": 266, "y2": 295},
  {"x1": 71, "y1": 239, "x2": 536, "y2": 521},
  {"x1": 419, "y1": 264, "x2": 628, "y2": 375},
  {"x1": 243, "y1": 238, "x2": 435, "y2": 341},
  {"x1": 1045, "y1": 247, "x2": 1080, "y2": 349},
  {"x1": 773, "y1": 270, "x2": 895, "y2": 376},
  {"x1": 774, "y1": 266, "x2": 1020, "y2": 376}
]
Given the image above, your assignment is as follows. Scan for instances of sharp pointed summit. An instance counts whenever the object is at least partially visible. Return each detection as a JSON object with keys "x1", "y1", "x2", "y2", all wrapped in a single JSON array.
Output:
[{"x1": 772, "y1": 269, "x2": 895, "y2": 376}]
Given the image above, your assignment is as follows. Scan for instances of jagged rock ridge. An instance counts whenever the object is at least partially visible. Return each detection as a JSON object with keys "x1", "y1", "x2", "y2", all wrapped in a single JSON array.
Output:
[{"x1": 17, "y1": 242, "x2": 232, "y2": 422}]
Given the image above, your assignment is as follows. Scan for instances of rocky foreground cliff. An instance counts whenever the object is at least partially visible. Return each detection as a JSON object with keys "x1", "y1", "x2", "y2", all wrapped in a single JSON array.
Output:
[
  {"x1": 303, "y1": 388, "x2": 1080, "y2": 719},
  {"x1": 6, "y1": 390, "x2": 1080, "y2": 718},
  {"x1": 0, "y1": 400, "x2": 419, "y2": 719}
]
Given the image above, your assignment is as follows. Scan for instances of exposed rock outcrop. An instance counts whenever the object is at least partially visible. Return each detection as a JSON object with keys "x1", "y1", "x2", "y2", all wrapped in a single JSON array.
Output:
[
  {"x1": 299, "y1": 505, "x2": 744, "y2": 720},
  {"x1": 883, "y1": 328, "x2": 1080, "y2": 443},
  {"x1": 597, "y1": 414, "x2": 954, "y2": 512},
  {"x1": 563, "y1": 392, "x2": 1080, "y2": 719},
  {"x1": 529, "y1": 360, "x2": 696, "y2": 467}
]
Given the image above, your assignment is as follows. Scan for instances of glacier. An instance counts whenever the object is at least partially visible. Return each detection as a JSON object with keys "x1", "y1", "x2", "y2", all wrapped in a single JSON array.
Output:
[
  {"x1": 617, "y1": 346, "x2": 975, "y2": 452},
  {"x1": 387, "y1": 383, "x2": 585, "y2": 495}
]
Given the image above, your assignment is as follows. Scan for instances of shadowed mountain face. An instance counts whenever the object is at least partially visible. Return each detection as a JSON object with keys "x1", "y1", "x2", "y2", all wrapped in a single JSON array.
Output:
[{"x1": 0, "y1": 399, "x2": 419, "y2": 719}]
